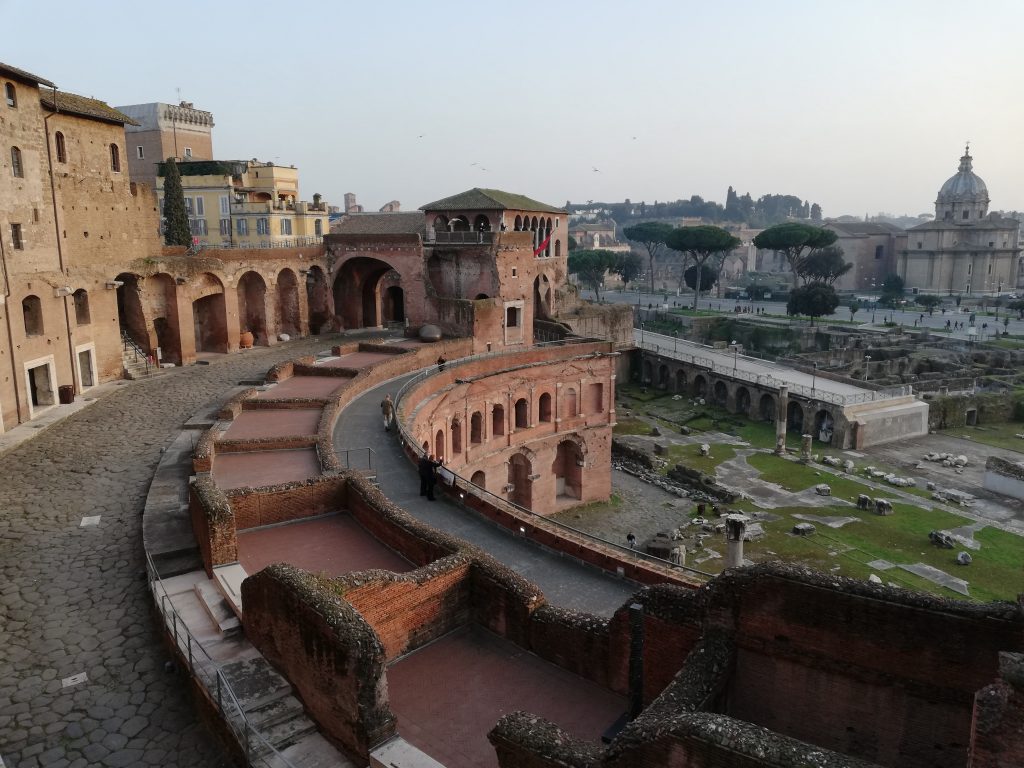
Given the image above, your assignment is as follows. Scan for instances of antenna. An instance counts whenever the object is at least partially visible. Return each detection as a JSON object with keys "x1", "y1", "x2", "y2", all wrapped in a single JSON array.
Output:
[{"x1": 175, "y1": 86, "x2": 181, "y2": 103}]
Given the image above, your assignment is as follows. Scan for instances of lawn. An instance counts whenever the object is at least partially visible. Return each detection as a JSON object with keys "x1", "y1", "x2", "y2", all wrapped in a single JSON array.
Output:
[
  {"x1": 659, "y1": 443, "x2": 737, "y2": 476},
  {"x1": 940, "y1": 422, "x2": 1024, "y2": 453}
]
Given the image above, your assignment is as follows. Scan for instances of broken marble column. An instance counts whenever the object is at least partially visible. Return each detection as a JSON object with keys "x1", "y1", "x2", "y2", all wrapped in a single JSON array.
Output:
[
  {"x1": 800, "y1": 433, "x2": 813, "y2": 463},
  {"x1": 775, "y1": 386, "x2": 788, "y2": 455},
  {"x1": 725, "y1": 514, "x2": 749, "y2": 569}
]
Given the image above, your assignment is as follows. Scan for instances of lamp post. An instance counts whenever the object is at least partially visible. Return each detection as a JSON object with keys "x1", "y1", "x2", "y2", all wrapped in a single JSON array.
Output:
[
  {"x1": 812, "y1": 362, "x2": 817, "y2": 394},
  {"x1": 639, "y1": 321, "x2": 646, "y2": 386},
  {"x1": 731, "y1": 340, "x2": 739, "y2": 373},
  {"x1": 673, "y1": 329, "x2": 678, "y2": 354},
  {"x1": 864, "y1": 355, "x2": 871, "y2": 381}
]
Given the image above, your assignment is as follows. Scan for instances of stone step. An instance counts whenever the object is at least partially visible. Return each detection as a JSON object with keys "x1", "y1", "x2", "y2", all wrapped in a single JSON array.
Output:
[
  {"x1": 244, "y1": 692, "x2": 306, "y2": 732},
  {"x1": 194, "y1": 579, "x2": 242, "y2": 637},
  {"x1": 219, "y1": 656, "x2": 294, "y2": 712},
  {"x1": 151, "y1": 548, "x2": 204, "y2": 579}
]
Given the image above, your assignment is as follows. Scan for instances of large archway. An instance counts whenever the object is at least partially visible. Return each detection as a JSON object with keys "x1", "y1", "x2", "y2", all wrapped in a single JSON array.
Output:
[
  {"x1": 115, "y1": 273, "x2": 148, "y2": 352},
  {"x1": 507, "y1": 453, "x2": 533, "y2": 509},
  {"x1": 759, "y1": 393, "x2": 776, "y2": 422},
  {"x1": 736, "y1": 387, "x2": 751, "y2": 416},
  {"x1": 333, "y1": 257, "x2": 396, "y2": 329},
  {"x1": 192, "y1": 273, "x2": 228, "y2": 354},
  {"x1": 383, "y1": 285, "x2": 405, "y2": 324},
  {"x1": 552, "y1": 440, "x2": 583, "y2": 501},
  {"x1": 815, "y1": 409, "x2": 835, "y2": 444},
  {"x1": 237, "y1": 271, "x2": 269, "y2": 346},
  {"x1": 276, "y1": 268, "x2": 301, "y2": 338},
  {"x1": 305, "y1": 266, "x2": 329, "y2": 334}
]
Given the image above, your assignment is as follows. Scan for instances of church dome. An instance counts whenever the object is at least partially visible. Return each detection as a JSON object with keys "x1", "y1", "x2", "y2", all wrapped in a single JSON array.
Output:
[{"x1": 937, "y1": 147, "x2": 988, "y2": 203}]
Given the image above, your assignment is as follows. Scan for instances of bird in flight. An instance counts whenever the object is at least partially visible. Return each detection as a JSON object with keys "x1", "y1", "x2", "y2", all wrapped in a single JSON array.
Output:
[
  {"x1": 470, "y1": 161, "x2": 479, "y2": 166},
  {"x1": 417, "y1": 134, "x2": 425, "y2": 138},
  {"x1": 592, "y1": 167, "x2": 601, "y2": 172}
]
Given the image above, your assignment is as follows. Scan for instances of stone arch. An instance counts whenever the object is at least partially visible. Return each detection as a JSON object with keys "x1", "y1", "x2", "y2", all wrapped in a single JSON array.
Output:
[
  {"x1": 333, "y1": 256, "x2": 396, "y2": 329},
  {"x1": 237, "y1": 271, "x2": 269, "y2": 346},
  {"x1": 433, "y1": 215, "x2": 449, "y2": 232},
  {"x1": 473, "y1": 214, "x2": 491, "y2": 232},
  {"x1": 713, "y1": 380, "x2": 728, "y2": 406},
  {"x1": 450, "y1": 215, "x2": 470, "y2": 232},
  {"x1": 552, "y1": 439, "x2": 583, "y2": 501},
  {"x1": 492, "y1": 403, "x2": 505, "y2": 437},
  {"x1": 565, "y1": 387, "x2": 577, "y2": 417},
  {"x1": 514, "y1": 397, "x2": 529, "y2": 429},
  {"x1": 22, "y1": 295, "x2": 43, "y2": 337},
  {"x1": 693, "y1": 374, "x2": 708, "y2": 398},
  {"x1": 514, "y1": 215, "x2": 523, "y2": 231},
  {"x1": 305, "y1": 266, "x2": 329, "y2": 334},
  {"x1": 72, "y1": 289, "x2": 90, "y2": 326},
  {"x1": 434, "y1": 428, "x2": 445, "y2": 459},
  {"x1": 276, "y1": 268, "x2": 301, "y2": 338},
  {"x1": 507, "y1": 453, "x2": 533, "y2": 509},
  {"x1": 675, "y1": 368, "x2": 687, "y2": 392},
  {"x1": 192, "y1": 272, "x2": 228, "y2": 354},
  {"x1": 759, "y1": 393, "x2": 776, "y2": 422},
  {"x1": 115, "y1": 272, "x2": 148, "y2": 352},
  {"x1": 658, "y1": 364, "x2": 670, "y2": 390},
  {"x1": 787, "y1": 400, "x2": 804, "y2": 432},
  {"x1": 814, "y1": 409, "x2": 835, "y2": 445},
  {"x1": 538, "y1": 392, "x2": 552, "y2": 422},
  {"x1": 471, "y1": 470, "x2": 486, "y2": 490},
  {"x1": 735, "y1": 386, "x2": 751, "y2": 416}
]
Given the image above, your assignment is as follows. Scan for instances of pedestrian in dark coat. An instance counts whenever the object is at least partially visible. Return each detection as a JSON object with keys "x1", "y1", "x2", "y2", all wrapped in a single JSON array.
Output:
[{"x1": 419, "y1": 454, "x2": 443, "y2": 500}]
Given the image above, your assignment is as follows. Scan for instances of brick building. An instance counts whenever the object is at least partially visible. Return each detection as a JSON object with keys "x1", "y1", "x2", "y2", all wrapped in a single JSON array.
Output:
[{"x1": 115, "y1": 101, "x2": 215, "y2": 189}]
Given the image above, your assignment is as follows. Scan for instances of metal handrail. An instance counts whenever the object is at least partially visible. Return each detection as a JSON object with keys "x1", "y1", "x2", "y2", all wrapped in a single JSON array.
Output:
[
  {"x1": 121, "y1": 329, "x2": 151, "y2": 375},
  {"x1": 145, "y1": 551, "x2": 300, "y2": 767},
  {"x1": 392, "y1": 357, "x2": 712, "y2": 582}
]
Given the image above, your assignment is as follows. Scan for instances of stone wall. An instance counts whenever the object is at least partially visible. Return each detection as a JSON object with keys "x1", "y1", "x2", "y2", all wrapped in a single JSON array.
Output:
[
  {"x1": 970, "y1": 652, "x2": 1024, "y2": 767},
  {"x1": 983, "y1": 455, "x2": 1024, "y2": 502}
]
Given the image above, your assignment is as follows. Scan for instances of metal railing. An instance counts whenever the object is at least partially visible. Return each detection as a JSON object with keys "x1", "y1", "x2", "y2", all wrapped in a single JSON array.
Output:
[
  {"x1": 121, "y1": 329, "x2": 151, "y2": 375},
  {"x1": 635, "y1": 331, "x2": 904, "y2": 406},
  {"x1": 425, "y1": 231, "x2": 495, "y2": 245},
  {"x1": 145, "y1": 552, "x2": 300, "y2": 767},
  {"x1": 392, "y1": 350, "x2": 712, "y2": 582}
]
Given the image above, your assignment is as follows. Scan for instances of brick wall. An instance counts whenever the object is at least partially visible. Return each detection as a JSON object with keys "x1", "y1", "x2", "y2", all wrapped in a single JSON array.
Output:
[
  {"x1": 241, "y1": 564, "x2": 395, "y2": 760},
  {"x1": 188, "y1": 475, "x2": 236, "y2": 575},
  {"x1": 339, "y1": 556, "x2": 473, "y2": 661},
  {"x1": 970, "y1": 652, "x2": 1024, "y2": 767},
  {"x1": 226, "y1": 476, "x2": 345, "y2": 530}
]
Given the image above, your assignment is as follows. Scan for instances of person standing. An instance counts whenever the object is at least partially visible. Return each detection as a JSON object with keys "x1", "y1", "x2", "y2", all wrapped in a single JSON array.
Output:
[
  {"x1": 419, "y1": 454, "x2": 443, "y2": 500},
  {"x1": 380, "y1": 393, "x2": 395, "y2": 432}
]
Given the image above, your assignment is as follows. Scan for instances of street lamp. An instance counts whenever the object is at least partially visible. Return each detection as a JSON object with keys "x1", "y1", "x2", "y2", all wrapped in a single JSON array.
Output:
[
  {"x1": 812, "y1": 362, "x2": 817, "y2": 394},
  {"x1": 673, "y1": 329, "x2": 678, "y2": 354},
  {"x1": 731, "y1": 340, "x2": 738, "y2": 373},
  {"x1": 864, "y1": 355, "x2": 871, "y2": 381}
]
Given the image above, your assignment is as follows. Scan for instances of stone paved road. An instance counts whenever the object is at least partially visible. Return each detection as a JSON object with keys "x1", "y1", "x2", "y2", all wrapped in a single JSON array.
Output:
[{"x1": 0, "y1": 334, "x2": 352, "y2": 768}]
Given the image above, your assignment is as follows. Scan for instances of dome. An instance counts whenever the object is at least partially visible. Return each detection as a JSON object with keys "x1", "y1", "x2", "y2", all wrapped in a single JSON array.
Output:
[{"x1": 937, "y1": 147, "x2": 989, "y2": 203}]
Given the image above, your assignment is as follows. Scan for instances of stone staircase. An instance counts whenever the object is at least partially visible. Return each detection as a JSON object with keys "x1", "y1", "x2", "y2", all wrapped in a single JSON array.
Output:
[{"x1": 121, "y1": 330, "x2": 154, "y2": 380}]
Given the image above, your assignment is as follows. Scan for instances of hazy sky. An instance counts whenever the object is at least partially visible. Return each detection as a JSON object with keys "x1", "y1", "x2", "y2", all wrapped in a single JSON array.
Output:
[{"x1": 5, "y1": 0, "x2": 1023, "y2": 218}]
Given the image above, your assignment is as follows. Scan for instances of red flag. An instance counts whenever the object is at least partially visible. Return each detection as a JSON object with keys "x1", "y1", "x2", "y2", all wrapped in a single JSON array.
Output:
[{"x1": 533, "y1": 232, "x2": 552, "y2": 256}]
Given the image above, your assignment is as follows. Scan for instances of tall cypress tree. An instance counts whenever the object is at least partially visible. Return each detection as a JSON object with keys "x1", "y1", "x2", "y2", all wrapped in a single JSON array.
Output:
[{"x1": 162, "y1": 157, "x2": 192, "y2": 247}]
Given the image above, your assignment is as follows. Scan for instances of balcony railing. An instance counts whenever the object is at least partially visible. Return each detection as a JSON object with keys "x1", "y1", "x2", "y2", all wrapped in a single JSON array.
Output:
[{"x1": 426, "y1": 231, "x2": 495, "y2": 245}]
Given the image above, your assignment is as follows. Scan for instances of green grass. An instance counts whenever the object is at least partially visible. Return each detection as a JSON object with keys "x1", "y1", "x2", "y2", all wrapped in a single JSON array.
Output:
[
  {"x1": 667, "y1": 308, "x2": 727, "y2": 318},
  {"x1": 613, "y1": 417, "x2": 655, "y2": 436},
  {"x1": 745, "y1": 453, "x2": 876, "y2": 500},
  {"x1": 940, "y1": 422, "x2": 1024, "y2": 453},
  {"x1": 660, "y1": 443, "x2": 736, "y2": 476}
]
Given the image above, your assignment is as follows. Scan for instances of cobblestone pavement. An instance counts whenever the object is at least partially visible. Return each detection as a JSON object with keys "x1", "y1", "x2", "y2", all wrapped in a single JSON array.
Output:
[{"x1": 0, "y1": 335, "x2": 349, "y2": 768}]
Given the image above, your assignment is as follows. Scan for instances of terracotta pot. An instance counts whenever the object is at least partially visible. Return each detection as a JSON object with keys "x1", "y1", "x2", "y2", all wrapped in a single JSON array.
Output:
[{"x1": 239, "y1": 331, "x2": 254, "y2": 349}]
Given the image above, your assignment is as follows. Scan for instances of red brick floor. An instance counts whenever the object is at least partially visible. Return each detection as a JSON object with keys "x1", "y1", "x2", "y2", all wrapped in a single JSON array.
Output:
[
  {"x1": 255, "y1": 376, "x2": 349, "y2": 399},
  {"x1": 213, "y1": 449, "x2": 321, "y2": 490},
  {"x1": 386, "y1": 626, "x2": 626, "y2": 767},
  {"x1": 237, "y1": 514, "x2": 411, "y2": 576},
  {"x1": 222, "y1": 409, "x2": 322, "y2": 439},
  {"x1": 321, "y1": 351, "x2": 396, "y2": 368}
]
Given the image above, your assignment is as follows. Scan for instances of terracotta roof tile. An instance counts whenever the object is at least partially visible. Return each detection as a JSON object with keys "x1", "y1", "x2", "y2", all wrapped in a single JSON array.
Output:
[{"x1": 40, "y1": 90, "x2": 138, "y2": 126}]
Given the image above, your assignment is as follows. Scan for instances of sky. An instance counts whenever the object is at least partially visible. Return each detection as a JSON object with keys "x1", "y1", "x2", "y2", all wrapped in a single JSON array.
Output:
[{"x1": 4, "y1": 0, "x2": 1023, "y2": 218}]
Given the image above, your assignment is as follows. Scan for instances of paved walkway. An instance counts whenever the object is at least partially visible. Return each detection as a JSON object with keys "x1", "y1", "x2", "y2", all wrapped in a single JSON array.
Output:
[
  {"x1": 0, "y1": 334, "x2": 359, "y2": 768},
  {"x1": 334, "y1": 377, "x2": 637, "y2": 617}
]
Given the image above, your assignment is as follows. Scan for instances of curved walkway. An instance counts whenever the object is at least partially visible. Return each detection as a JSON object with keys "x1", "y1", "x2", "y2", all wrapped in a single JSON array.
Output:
[
  {"x1": 334, "y1": 376, "x2": 637, "y2": 616},
  {"x1": 0, "y1": 334, "x2": 356, "y2": 768}
]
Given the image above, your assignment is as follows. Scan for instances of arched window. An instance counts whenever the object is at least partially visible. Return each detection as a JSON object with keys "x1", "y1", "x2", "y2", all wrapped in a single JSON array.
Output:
[
  {"x1": 451, "y1": 419, "x2": 462, "y2": 454},
  {"x1": 22, "y1": 295, "x2": 43, "y2": 336},
  {"x1": 514, "y1": 398, "x2": 529, "y2": 429},
  {"x1": 538, "y1": 392, "x2": 552, "y2": 422},
  {"x1": 492, "y1": 404, "x2": 505, "y2": 437},
  {"x1": 314, "y1": 219, "x2": 322, "y2": 237},
  {"x1": 73, "y1": 289, "x2": 90, "y2": 325},
  {"x1": 55, "y1": 132, "x2": 67, "y2": 163},
  {"x1": 470, "y1": 411, "x2": 483, "y2": 444},
  {"x1": 11, "y1": 146, "x2": 23, "y2": 178},
  {"x1": 110, "y1": 143, "x2": 120, "y2": 172},
  {"x1": 4, "y1": 82, "x2": 16, "y2": 108},
  {"x1": 514, "y1": 215, "x2": 523, "y2": 231},
  {"x1": 566, "y1": 388, "x2": 577, "y2": 417},
  {"x1": 555, "y1": 239, "x2": 561, "y2": 259}
]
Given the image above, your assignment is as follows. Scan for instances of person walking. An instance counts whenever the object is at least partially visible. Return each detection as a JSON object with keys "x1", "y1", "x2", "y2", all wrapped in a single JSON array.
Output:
[
  {"x1": 380, "y1": 393, "x2": 395, "y2": 432},
  {"x1": 419, "y1": 454, "x2": 443, "y2": 500},
  {"x1": 436, "y1": 355, "x2": 447, "y2": 372}
]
